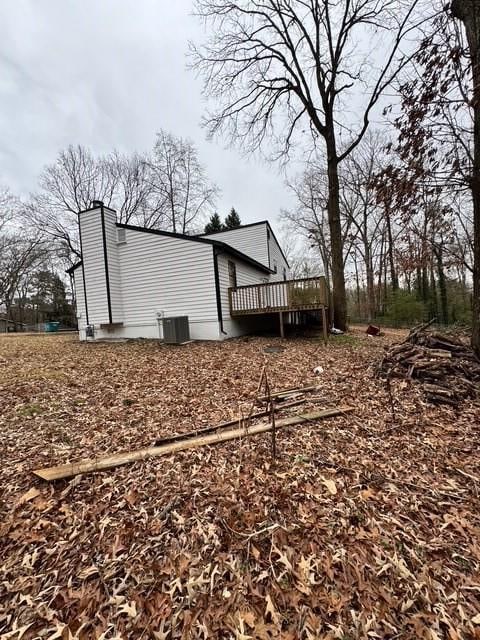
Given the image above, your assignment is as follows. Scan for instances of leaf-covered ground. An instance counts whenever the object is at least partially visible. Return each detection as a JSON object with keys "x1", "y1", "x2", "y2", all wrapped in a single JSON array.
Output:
[{"x1": 1, "y1": 329, "x2": 479, "y2": 640}]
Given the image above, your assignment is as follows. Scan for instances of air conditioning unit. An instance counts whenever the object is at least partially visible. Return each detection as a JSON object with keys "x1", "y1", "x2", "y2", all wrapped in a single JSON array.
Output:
[{"x1": 162, "y1": 316, "x2": 190, "y2": 344}]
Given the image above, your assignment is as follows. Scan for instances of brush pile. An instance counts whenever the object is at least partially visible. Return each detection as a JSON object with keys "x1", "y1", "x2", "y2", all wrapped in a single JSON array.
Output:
[{"x1": 378, "y1": 323, "x2": 480, "y2": 406}]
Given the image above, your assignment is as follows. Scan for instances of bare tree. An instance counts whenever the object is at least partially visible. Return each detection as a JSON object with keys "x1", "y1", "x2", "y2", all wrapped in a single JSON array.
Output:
[
  {"x1": 288, "y1": 250, "x2": 323, "y2": 280},
  {"x1": 342, "y1": 135, "x2": 390, "y2": 320},
  {"x1": 1, "y1": 187, "x2": 48, "y2": 318},
  {"x1": 0, "y1": 231, "x2": 47, "y2": 318},
  {"x1": 449, "y1": 191, "x2": 474, "y2": 274},
  {"x1": 281, "y1": 165, "x2": 332, "y2": 287},
  {"x1": 146, "y1": 131, "x2": 219, "y2": 234},
  {"x1": 27, "y1": 145, "x2": 119, "y2": 262},
  {"x1": 191, "y1": 0, "x2": 424, "y2": 329},
  {"x1": 107, "y1": 150, "x2": 163, "y2": 227},
  {"x1": 0, "y1": 186, "x2": 16, "y2": 234},
  {"x1": 27, "y1": 144, "x2": 183, "y2": 264},
  {"x1": 450, "y1": 0, "x2": 480, "y2": 353},
  {"x1": 392, "y1": 1, "x2": 478, "y2": 350}
]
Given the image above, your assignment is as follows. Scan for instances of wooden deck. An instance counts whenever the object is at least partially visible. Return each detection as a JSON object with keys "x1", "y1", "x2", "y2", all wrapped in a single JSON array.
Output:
[{"x1": 228, "y1": 276, "x2": 328, "y2": 316}]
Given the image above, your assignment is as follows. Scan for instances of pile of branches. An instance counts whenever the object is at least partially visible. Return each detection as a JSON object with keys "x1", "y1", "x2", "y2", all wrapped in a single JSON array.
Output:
[{"x1": 378, "y1": 322, "x2": 480, "y2": 406}]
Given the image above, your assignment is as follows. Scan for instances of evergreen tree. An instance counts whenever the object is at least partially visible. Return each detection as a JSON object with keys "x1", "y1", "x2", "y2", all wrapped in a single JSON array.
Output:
[
  {"x1": 224, "y1": 207, "x2": 241, "y2": 229},
  {"x1": 30, "y1": 270, "x2": 73, "y2": 325},
  {"x1": 204, "y1": 212, "x2": 224, "y2": 234}
]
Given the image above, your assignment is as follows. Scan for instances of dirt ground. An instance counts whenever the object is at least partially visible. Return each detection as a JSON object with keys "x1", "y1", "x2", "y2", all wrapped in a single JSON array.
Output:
[{"x1": 1, "y1": 328, "x2": 479, "y2": 639}]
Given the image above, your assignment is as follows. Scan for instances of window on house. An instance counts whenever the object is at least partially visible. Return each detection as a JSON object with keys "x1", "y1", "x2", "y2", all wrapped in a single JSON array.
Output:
[
  {"x1": 283, "y1": 267, "x2": 287, "y2": 281},
  {"x1": 116, "y1": 227, "x2": 126, "y2": 244},
  {"x1": 228, "y1": 260, "x2": 237, "y2": 288},
  {"x1": 273, "y1": 261, "x2": 277, "y2": 273}
]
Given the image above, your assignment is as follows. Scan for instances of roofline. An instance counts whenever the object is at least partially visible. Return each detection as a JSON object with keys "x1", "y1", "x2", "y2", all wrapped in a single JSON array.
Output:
[
  {"x1": 266, "y1": 221, "x2": 290, "y2": 269},
  {"x1": 65, "y1": 225, "x2": 273, "y2": 276},
  {"x1": 199, "y1": 220, "x2": 270, "y2": 236},
  {"x1": 66, "y1": 261, "x2": 82, "y2": 275},
  {"x1": 200, "y1": 220, "x2": 290, "y2": 269},
  {"x1": 78, "y1": 204, "x2": 117, "y2": 216},
  {"x1": 116, "y1": 223, "x2": 273, "y2": 274},
  {"x1": 75, "y1": 204, "x2": 289, "y2": 270}
]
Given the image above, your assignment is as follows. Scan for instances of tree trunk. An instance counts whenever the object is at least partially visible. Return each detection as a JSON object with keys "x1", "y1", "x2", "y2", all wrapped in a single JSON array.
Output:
[
  {"x1": 377, "y1": 235, "x2": 385, "y2": 315},
  {"x1": 317, "y1": 239, "x2": 334, "y2": 325},
  {"x1": 421, "y1": 267, "x2": 429, "y2": 306},
  {"x1": 326, "y1": 135, "x2": 347, "y2": 330},
  {"x1": 405, "y1": 272, "x2": 411, "y2": 293},
  {"x1": 366, "y1": 260, "x2": 375, "y2": 321},
  {"x1": 383, "y1": 251, "x2": 388, "y2": 308},
  {"x1": 435, "y1": 244, "x2": 449, "y2": 324},
  {"x1": 353, "y1": 254, "x2": 361, "y2": 314},
  {"x1": 385, "y1": 204, "x2": 398, "y2": 290},
  {"x1": 457, "y1": 264, "x2": 468, "y2": 307},
  {"x1": 429, "y1": 263, "x2": 438, "y2": 321},
  {"x1": 452, "y1": 0, "x2": 480, "y2": 355},
  {"x1": 415, "y1": 266, "x2": 422, "y2": 299},
  {"x1": 362, "y1": 220, "x2": 375, "y2": 321}
]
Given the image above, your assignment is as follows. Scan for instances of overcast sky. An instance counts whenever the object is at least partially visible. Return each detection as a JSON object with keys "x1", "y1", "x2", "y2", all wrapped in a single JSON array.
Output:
[{"x1": 0, "y1": 0, "x2": 297, "y2": 229}]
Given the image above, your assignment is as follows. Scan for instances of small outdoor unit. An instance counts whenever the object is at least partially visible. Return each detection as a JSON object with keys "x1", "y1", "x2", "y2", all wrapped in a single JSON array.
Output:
[{"x1": 162, "y1": 316, "x2": 190, "y2": 344}]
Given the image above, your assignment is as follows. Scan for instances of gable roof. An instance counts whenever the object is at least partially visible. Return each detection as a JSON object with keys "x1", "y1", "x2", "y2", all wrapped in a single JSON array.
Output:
[
  {"x1": 66, "y1": 223, "x2": 273, "y2": 275},
  {"x1": 200, "y1": 220, "x2": 290, "y2": 268}
]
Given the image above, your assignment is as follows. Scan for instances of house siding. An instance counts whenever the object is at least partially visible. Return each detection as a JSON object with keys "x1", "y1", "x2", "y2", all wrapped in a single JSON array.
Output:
[
  {"x1": 74, "y1": 207, "x2": 292, "y2": 342},
  {"x1": 268, "y1": 230, "x2": 290, "y2": 281},
  {"x1": 115, "y1": 228, "x2": 219, "y2": 340},
  {"x1": 77, "y1": 207, "x2": 221, "y2": 341},
  {"x1": 103, "y1": 209, "x2": 124, "y2": 323},
  {"x1": 79, "y1": 209, "x2": 110, "y2": 325},
  {"x1": 73, "y1": 268, "x2": 87, "y2": 338},
  {"x1": 217, "y1": 252, "x2": 271, "y2": 338},
  {"x1": 202, "y1": 224, "x2": 269, "y2": 267}
]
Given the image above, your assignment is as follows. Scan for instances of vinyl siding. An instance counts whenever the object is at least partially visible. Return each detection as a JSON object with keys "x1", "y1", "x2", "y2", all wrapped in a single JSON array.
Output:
[
  {"x1": 268, "y1": 230, "x2": 289, "y2": 281},
  {"x1": 73, "y1": 268, "x2": 86, "y2": 329},
  {"x1": 79, "y1": 209, "x2": 110, "y2": 324},
  {"x1": 117, "y1": 228, "x2": 218, "y2": 332},
  {"x1": 217, "y1": 252, "x2": 269, "y2": 338},
  {"x1": 104, "y1": 210, "x2": 124, "y2": 322},
  {"x1": 74, "y1": 209, "x2": 290, "y2": 341},
  {"x1": 202, "y1": 224, "x2": 269, "y2": 267},
  {"x1": 218, "y1": 253, "x2": 267, "y2": 320}
]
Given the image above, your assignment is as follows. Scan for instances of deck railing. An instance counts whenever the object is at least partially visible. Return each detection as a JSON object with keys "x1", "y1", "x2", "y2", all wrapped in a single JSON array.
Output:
[{"x1": 229, "y1": 276, "x2": 328, "y2": 316}]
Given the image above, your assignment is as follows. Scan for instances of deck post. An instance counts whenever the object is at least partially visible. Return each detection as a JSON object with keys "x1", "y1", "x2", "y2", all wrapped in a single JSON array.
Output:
[
  {"x1": 322, "y1": 306, "x2": 328, "y2": 345},
  {"x1": 279, "y1": 311, "x2": 285, "y2": 338}
]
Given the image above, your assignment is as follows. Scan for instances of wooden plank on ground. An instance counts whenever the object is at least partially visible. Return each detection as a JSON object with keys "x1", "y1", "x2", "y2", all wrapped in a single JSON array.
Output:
[
  {"x1": 153, "y1": 398, "x2": 307, "y2": 446},
  {"x1": 257, "y1": 385, "x2": 318, "y2": 401},
  {"x1": 33, "y1": 407, "x2": 354, "y2": 482}
]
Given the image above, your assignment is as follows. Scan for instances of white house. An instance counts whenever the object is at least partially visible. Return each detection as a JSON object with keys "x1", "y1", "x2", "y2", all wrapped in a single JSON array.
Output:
[{"x1": 68, "y1": 201, "x2": 305, "y2": 341}]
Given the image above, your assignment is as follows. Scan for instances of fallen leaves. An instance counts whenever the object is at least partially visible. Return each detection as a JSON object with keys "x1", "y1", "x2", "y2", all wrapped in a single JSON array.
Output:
[
  {"x1": 14, "y1": 487, "x2": 40, "y2": 507},
  {"x1": 321, "y1": 476, "x2": 337, "y2": 495},
  {"x1": 1, "y1": 329, "x2": 479, "y2": 639}
]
